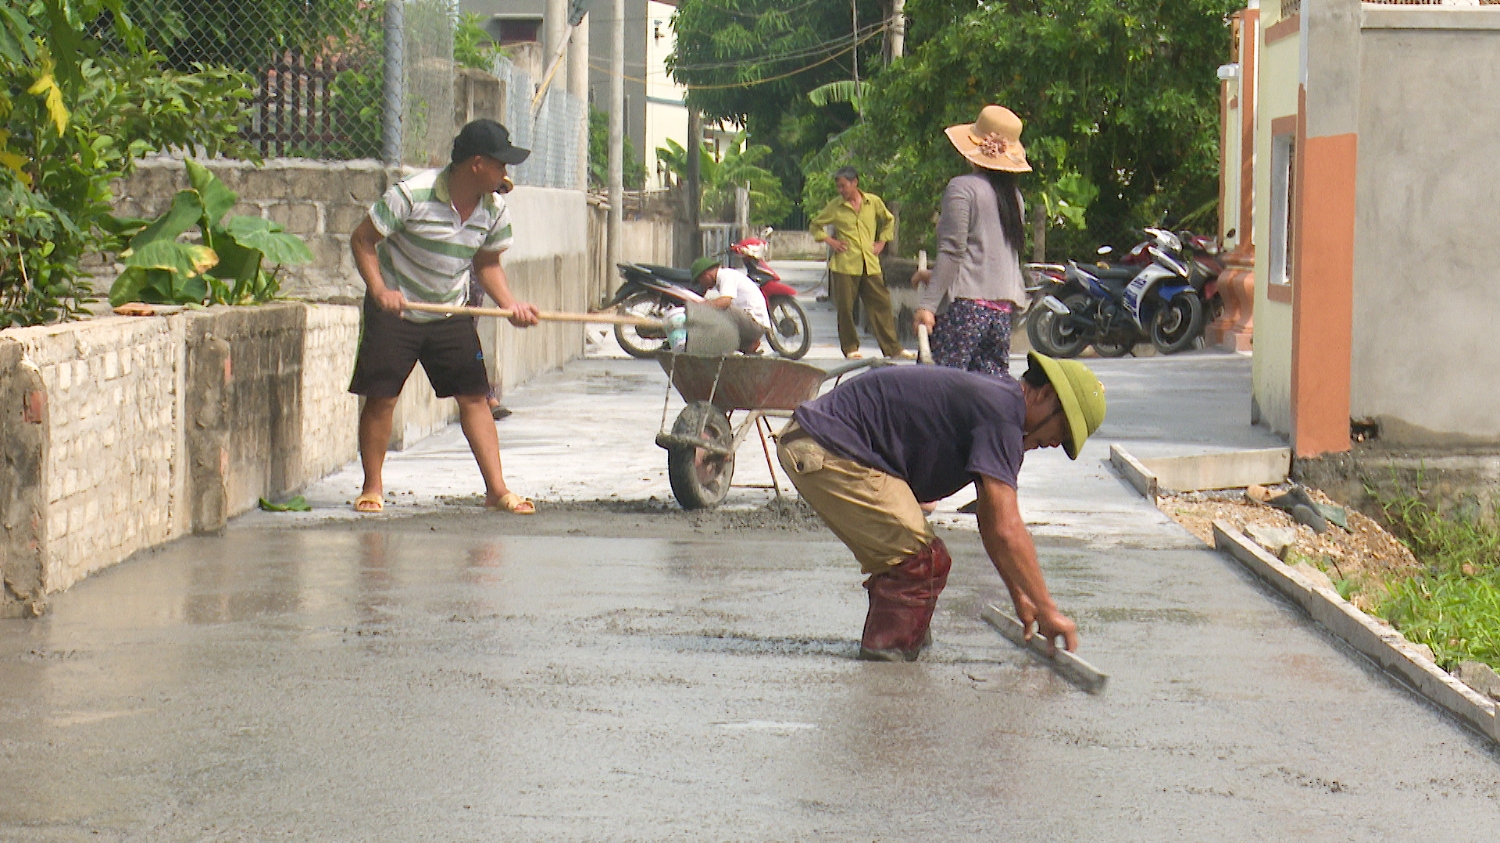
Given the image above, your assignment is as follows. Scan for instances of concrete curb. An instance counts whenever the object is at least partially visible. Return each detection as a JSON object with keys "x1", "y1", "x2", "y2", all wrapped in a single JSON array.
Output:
[
  {"x1": 1212, "y1": 519, "x2": 1499, "y2": 743},
  {"x1": 1109, "y1": 444, "x2": 1158, "y2": 500},
  {"x1": 1110, "y1": 444, "x2": 1290, "y2": 495}
]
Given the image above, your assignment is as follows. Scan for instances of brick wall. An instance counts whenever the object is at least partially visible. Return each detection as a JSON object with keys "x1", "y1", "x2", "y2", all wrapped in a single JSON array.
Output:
[{"x1": 0, "y1": 303, "x2": 368, "y2": 613}]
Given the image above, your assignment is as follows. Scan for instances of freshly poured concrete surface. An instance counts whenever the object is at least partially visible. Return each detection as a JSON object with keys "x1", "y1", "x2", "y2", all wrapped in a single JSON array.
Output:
[
  {"x1": 4, "y1": 512, "x2": 1500, "y2": 840},
  {"x1": 2, "y1": 267, "x2": 1499, "y2": 838}
]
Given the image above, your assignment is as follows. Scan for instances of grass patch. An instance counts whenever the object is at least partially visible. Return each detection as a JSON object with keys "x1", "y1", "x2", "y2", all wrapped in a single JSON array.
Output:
[{"x1": 1371, "y1": 488, "x2": 1500, "y2": 670}]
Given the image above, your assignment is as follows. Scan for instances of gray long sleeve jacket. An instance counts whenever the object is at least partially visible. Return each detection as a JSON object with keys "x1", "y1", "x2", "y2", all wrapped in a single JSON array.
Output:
[{"x1": 917, "y1": 173, "x2": 1027, "y2": 314}]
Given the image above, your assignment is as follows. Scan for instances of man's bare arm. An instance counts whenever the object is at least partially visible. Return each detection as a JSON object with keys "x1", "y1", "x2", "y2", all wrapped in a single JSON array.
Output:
[
  {"x1": 351, "y1": 217, "x2": 405, "y2": 313},
  {"x1": 471, "y1": 249, "x2": 539, "y2": 327},
  {"x1": 975, "y1": 474, "x2": 1079, "y2": 652}
]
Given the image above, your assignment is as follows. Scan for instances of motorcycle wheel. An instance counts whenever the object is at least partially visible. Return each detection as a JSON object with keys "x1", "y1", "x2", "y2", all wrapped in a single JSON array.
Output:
[
  {"x1": 1026, "y1": 294, "x2": 1091, "y2": 359},
  {"x1": 764, "y1": 295, "x2": 811, "y2": 360},
  {"x1": 1150, "y1": 292, "x2": 1204, "y2": 355},
  {"x1": 1092, "y1": 337, "x2": 1133, "y2": 358},
  {"x1": 666, "y1": 401, "x2": 735, "y2": 510},
  {"x1": 613, "y1": 291, "x2": 670, "y2": 359}
]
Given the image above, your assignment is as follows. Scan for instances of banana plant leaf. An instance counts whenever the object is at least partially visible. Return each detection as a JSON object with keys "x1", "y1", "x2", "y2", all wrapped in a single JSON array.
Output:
[
  {"x1": 127, "y1": 190, "x2": 203, "y2": 251},
  {"x1": 123, "y1": 240, "x2": 217, "y2": 277},
  {"x1": 224, "y1": 216, "x2": 314, "y2": 265},
  {"x1": 185, "y1": 159, "x2": 239, "y2": 228}
]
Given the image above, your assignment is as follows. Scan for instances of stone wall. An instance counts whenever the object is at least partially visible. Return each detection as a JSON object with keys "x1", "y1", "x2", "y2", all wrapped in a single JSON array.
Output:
[
  {"x1": 300, "y1": 305, "x2": 361, "y2": 481},
  {"x1": 113, "y1": 158, "x2": 402, "y2": 304},
  {"x1": 4, "y1": 317, "x2": 190, "y2": 597},
  {"x1": 0, "y1": 342, "x2": 47, "y2": 617},
  {"x1": 0, "y1": 303, "x2": 366, "y2": 615}
]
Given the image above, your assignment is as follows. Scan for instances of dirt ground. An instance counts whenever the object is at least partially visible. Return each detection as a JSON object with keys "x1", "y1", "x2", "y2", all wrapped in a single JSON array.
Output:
[{"x1": 1160, "y1": 485, "x2": 1421, "y2": 612}]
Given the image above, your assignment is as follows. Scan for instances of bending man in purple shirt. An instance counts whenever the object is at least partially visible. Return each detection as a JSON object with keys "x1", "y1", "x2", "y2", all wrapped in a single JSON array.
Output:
[{"x1": 777, "y1": 352, "x2": 1106, "y2": 661}]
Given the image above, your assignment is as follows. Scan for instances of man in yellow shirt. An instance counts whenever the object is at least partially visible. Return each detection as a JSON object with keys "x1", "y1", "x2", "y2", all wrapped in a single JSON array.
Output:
[{"x1": 810, "y1": 166, "x2": 913, "y2": 360}]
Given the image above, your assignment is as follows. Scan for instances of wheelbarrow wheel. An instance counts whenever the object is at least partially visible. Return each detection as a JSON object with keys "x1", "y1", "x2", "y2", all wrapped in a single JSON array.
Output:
[{"x1": 667, "y1": 401, "x2": 735, "y2": 510}]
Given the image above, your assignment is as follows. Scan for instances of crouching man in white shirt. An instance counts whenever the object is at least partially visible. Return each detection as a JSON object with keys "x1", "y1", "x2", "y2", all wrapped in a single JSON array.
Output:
[{"x1": 689, "y1": 255, "x2": 773, "y2": 354}]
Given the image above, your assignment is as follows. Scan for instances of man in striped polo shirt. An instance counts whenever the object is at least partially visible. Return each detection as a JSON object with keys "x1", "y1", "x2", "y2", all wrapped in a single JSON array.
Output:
[{"x1": 347, "y1": 119, "x2": 541, "y2": 515}]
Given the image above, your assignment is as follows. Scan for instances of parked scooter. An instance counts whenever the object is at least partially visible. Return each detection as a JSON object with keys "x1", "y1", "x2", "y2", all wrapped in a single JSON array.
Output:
[
  {"x1": 728, "y1": 237, "x2": 812, "y2": 359},
  {"x1": 604, "y1": 250, "x2": 810, "y2": 359},
  {"x1": 1027, "y1": 234, "x2": 1203, "y2": 358}
]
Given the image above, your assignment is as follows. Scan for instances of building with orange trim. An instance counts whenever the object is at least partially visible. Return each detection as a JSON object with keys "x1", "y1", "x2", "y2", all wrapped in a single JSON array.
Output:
[{"x1": 1226, "y1": 0, "x2": 1500, "y2": 458}]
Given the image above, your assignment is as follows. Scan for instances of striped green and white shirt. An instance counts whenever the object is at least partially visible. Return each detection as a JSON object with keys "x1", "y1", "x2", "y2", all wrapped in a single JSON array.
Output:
[{"x1": 369, "y1": 167, "x2": 515, "y2": 323}]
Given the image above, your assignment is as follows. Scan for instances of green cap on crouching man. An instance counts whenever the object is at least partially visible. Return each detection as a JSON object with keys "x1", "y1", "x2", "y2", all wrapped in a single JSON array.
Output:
[{"x1": 776, "y1": 353, "x2": 1106, "y2": 662}]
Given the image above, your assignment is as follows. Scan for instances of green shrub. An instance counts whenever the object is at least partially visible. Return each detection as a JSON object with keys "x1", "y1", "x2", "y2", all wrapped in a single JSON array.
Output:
[
  {"x1": 1, "y1": 0, "x2": 253, "y2": 326},
  {"x1": 1373, "y1": 489, "x2": 1500, "y2": 669}
]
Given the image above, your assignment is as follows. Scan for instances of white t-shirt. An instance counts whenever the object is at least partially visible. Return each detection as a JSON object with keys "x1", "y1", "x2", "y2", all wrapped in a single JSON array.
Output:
[{"x1": 707, "y1": 267, "x2": 771, "y2": 329}]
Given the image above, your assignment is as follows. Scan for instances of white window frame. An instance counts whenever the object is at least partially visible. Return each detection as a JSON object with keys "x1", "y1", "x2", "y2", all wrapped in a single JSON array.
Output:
[{"x1": 1268, "y1": 132, "x2": 1296, "y2": 287}]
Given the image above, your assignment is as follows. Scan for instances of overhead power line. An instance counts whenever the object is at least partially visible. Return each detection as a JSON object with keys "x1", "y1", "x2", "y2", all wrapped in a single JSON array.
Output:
[
  {"x1": 599, "y1": 27, "x2": 884, "y2": 90},
  {"x1": 666, "y1": 21, "x2": 886, "y2": 73}
]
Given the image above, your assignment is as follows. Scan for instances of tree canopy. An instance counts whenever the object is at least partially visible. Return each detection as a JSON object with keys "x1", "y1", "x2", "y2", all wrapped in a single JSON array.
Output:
[
  {"x1": 669, "y1": 0, "x2": 889, "y2": 224},
  {"x1": 841, "y1": 0, "x2": 1236, "y2": 254}
]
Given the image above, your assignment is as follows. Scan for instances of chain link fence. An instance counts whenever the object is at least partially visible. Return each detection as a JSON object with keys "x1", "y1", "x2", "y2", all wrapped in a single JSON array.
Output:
[
  {"x1": 129, "y1": 0, "x2": 457, "y2": 166},
  {"x1": 490, "y1": 57, "x2": 587, "y2": 191},
  {"x1": 112, "y1": 1, "x2": 586, "y2": 177}
]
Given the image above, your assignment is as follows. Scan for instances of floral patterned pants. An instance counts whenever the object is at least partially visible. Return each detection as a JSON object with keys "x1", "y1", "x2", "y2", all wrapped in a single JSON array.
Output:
[{"x1": 931, "y1": 298, "x2": 1014, "y2": 377}]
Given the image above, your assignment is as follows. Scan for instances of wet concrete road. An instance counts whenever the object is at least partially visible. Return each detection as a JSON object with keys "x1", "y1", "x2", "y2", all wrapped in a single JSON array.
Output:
[
  {"x1": 3, "y1": 506, "x2": 1500, "y2": 840},
  {"x1": 4, "y1": 273, "x2": 1500, "y2": 839}
]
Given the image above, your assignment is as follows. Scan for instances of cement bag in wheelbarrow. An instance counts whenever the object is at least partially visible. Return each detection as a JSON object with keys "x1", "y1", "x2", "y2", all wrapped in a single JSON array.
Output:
[{"x1": 675, "y1": 302, "x2": 744, "y2": 357}]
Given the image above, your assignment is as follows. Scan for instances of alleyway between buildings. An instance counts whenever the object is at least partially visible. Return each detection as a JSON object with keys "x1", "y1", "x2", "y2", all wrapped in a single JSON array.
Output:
[{"x1": 2, "y1": 265, "x2": 1497, "y2": 840}]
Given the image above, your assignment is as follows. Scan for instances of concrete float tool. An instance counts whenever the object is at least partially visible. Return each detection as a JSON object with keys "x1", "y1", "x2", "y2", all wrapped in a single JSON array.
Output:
[
  {"x1": 981, "y1": 603, "x2": 1109, "y2": 694},
  {"x1": 403, "y1": 299, "x2": 744, "y2": 357}
]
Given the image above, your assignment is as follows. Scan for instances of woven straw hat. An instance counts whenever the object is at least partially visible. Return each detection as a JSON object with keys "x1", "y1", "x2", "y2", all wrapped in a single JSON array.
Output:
[{"x1": 944, "y1": 105, "x2": 1031, "y2": 173}]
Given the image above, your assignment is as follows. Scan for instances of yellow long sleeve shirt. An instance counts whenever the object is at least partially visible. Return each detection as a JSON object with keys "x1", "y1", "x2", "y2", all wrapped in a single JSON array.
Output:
[{"x1": 809, "y1": 191, "x2": 896, "y2": 276}]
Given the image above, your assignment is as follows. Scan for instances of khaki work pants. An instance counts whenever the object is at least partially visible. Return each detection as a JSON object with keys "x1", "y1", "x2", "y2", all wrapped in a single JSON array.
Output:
[
  {"x1": 776, "y1": 423, "x2": 934, "y2": 575},
  {"x1": 829, "y1": 271, "x2": 902, "y2": 357}
]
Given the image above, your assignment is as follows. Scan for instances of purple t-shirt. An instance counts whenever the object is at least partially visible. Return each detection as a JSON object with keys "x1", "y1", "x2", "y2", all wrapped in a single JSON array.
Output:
[{"x1": 793, "y1": 366, "x2": 1026, "y2": 502}]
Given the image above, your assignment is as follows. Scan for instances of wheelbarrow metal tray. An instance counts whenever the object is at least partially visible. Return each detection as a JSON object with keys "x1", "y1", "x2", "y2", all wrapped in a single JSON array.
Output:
[{"x1": 656, "y1": 353, "x2": 829, "y2": 412}]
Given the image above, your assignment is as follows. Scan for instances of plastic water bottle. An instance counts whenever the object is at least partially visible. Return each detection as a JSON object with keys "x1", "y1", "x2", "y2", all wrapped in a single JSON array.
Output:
[{"x1": 665, "y1": 308, "x2": 688, "y2": 352}]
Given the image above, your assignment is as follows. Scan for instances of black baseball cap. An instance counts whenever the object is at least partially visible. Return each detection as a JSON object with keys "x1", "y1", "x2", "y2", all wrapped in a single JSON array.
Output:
[{"x1": 452, "y1": 119, "x2": 531, "y2": 166}]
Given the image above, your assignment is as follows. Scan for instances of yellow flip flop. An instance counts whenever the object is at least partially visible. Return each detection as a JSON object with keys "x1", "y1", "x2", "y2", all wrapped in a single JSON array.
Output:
[
  {"x1": 354, "y1": 492, "x2": 384, "y2": 513},
  {"x1": 488, "y1": 491, "x2": 535, "y2": 515}
]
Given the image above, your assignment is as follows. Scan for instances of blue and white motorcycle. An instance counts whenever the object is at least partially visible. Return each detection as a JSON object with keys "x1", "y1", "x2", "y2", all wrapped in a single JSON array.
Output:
[{"x1": 1026, "y1": 229, "x2": 1203, "y2": 358}]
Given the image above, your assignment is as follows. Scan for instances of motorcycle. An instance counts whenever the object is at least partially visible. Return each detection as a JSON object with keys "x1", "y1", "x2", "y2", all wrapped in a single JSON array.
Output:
[
  {"x1": 728, "y1": 237, "x2": 812, "y2": 360},
  {"x1": 604, "y1": 249, "x2": 810, "y2": 360},
  {"x1": 1027, "y1": 233, "x2": 1203, "y2": 358}
]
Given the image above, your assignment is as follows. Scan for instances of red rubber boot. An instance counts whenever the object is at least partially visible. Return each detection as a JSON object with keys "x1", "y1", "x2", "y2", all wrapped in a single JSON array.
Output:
[{"x1": 858, "y1": 538, "x2": 952, "y2": 661}]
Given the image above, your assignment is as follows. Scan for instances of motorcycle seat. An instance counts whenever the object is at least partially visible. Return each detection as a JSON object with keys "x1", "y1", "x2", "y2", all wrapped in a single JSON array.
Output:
[
  {"x1": 1090, "y1": 265, "x2": 1140, "y2": 281},
  {"x1": 639, "y1": 263, "x2": 695, "y2": 285}
]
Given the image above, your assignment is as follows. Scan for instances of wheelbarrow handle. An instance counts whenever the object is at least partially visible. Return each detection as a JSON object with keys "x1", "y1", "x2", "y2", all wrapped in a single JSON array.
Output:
[{"x1": 403, "y1": 300, "x2": 661, "y2": 328}]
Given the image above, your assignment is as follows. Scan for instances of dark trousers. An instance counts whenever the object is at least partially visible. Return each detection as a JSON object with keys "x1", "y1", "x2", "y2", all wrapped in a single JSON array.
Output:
[{"x1": 830, "y1": 271, "x2": 901, "y2": 357}]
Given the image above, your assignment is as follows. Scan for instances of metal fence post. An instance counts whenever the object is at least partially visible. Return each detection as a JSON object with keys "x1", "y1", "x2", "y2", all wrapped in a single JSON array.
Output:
[{"x1": 382, "y1": 0, "x2": 405, "y2": 165}]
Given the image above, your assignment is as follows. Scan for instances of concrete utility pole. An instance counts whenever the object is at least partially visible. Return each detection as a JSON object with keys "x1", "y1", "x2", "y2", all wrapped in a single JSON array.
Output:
[
  {"x1": 381, "y1": 0, "x2": 404, "y2": 165},
  {"x1": 685, "y1": 109, "x2": 702, "y2": 260},
  {"x1": 890, "y1": 0, "x2": 905, "y2": 60},
  {"x1": 544, "y1": 0, "x2": 567, "y2": 69},
  {"x1": 607, "y1": 0, "x2": 624, "y2": 273},
  {"x1": 569, "y1": 12, "x2": 590, "y2": 191}
]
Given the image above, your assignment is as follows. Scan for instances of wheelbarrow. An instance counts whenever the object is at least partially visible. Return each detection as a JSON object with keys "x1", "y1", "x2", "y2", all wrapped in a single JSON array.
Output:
[{"x1": 653, "y1": 353, "x2": 888, "y2": 509}]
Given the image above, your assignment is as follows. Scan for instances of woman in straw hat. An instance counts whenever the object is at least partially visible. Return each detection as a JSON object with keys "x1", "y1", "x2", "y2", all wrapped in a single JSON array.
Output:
[{"x1": 914, "y1": 105, "x2": 1032, "y2": 376}]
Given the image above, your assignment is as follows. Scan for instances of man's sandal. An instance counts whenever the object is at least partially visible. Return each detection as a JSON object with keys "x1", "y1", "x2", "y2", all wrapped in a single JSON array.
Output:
[
  {"x1": 354, "y1": 492, "x2": 384, "y2": 513},
  {"x1": 488, "y1": 491, "x2": 535, "y2": 515}
]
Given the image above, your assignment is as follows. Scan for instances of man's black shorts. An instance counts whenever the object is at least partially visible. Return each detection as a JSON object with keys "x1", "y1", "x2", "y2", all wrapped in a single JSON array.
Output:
[{"x1": 348, "y1": 294, "x2": 490, "y2": 398}]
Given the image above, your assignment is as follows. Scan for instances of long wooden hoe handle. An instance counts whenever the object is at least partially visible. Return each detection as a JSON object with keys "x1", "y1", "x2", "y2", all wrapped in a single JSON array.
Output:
[{"x1": 403, "y1": 299, "x2": 661, "y2": 328}]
